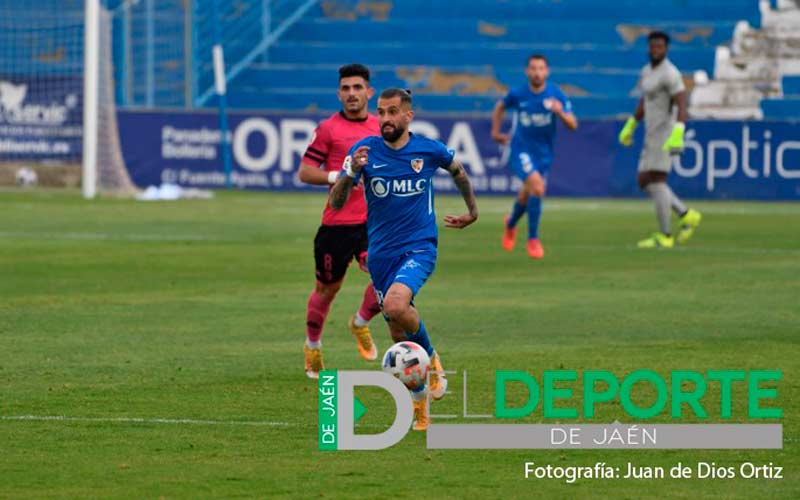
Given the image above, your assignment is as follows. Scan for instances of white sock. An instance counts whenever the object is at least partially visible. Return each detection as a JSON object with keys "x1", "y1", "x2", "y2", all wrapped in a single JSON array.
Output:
[
  {"x1": 306, "y1": 339, "x2": 321, "y2": 349},
  {"x1": 353, "y1": 313, "x2": 369, "y2": 327}
]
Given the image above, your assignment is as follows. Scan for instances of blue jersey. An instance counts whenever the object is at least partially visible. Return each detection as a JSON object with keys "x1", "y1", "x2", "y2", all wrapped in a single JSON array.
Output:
[
  {"x1": 347, "y1": 133, "x2": 455, "y2": 258},
  {"x1": 503, "y1": 82, "x2": 572, "y2": 168}
]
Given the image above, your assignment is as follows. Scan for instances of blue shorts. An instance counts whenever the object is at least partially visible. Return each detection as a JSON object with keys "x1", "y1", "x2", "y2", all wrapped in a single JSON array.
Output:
[
  {"x1": 508, "y1": 148, "x2": 550, "y2": 182},
  {"x1": 368, "y1": 248, "x2": 437, "y2": 308}
]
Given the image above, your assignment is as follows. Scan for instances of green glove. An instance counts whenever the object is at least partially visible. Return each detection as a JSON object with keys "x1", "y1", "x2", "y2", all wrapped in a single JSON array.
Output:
[
  {"x1": 618, "y1": 117, "x2": 638, "y2": 146},
  {"x1": 662, "y1": 122, "x2": 686, "y2": 154}
]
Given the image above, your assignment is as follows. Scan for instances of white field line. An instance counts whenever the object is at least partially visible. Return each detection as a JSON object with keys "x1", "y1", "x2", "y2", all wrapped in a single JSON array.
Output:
[
  {"x1": 0, "y1": 414, "x2": 388, "y2": 429},
  {"x1": 0, "y1": 415, "x2": 293, "y2": 427},
  {"x1": 0, "y1": 231, "x2": 222, "y2": 242}
]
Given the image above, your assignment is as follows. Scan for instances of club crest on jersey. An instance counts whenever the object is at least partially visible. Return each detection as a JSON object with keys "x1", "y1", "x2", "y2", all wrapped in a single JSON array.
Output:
[{"x1": 410, "y1": 158, "x2": 424, "y2": 173}]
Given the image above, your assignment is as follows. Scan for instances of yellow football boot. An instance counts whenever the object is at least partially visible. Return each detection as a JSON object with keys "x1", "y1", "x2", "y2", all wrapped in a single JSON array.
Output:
[
  {"x1": 677, "y1": 209, "x2": 702, "y2": 244},
  {"x1": 348, "y1": 315, "x2": 377, "y2": 361},
  {"x1": 412, "y1": 398, "x2": 429, "y2": 431},
  {"x1": 303, "y1": 344, "x2": 324, "y2": 379},
  {"x1": 637, "y1": 232, "x2": 674, "y2": 249},
  {"x1": 428, "y1": 352, "x2": 448, "y2": 401}
]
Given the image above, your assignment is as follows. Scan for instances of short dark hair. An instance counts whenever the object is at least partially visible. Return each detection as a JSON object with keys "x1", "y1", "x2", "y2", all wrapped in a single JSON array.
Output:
[
  {"x1": 527, "y1": 54, "x2": 548, "y2": 65},
  {"x1": 648, "y1": 31, "x2": 670, "y2": 45},
  {"x1": 339, "y1": 63, "x2": 370, "y2": 82},
  {"x1": 378, "y1": 87, "x2": 413, "y2": 107}
]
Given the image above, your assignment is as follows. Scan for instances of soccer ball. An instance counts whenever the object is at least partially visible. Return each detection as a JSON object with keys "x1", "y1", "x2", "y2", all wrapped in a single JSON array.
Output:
[
  {"x1": 15, "y1": 167, "x2": 37, "y2": 187},
  {"x1": 382, "y1": 341, "x2": 430, "y2": 390}
]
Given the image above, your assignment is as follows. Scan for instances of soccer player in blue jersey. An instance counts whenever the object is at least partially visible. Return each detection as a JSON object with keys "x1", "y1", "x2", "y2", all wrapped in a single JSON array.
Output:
[
  {"x1": 330, "y1": 88, "x2": 479, "y2": 430},
  {"x1": 491, "y1": 54, "x2": 578, "y2": 259}
]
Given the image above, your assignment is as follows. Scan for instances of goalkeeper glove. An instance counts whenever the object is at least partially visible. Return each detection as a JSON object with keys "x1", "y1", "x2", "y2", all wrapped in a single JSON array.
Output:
[
  {"x1": 618, "y1": 117, "x2": 638, "y2": 146},
  {"x1": 662, "y1": 122, "x2": 686, "y2": 154}
]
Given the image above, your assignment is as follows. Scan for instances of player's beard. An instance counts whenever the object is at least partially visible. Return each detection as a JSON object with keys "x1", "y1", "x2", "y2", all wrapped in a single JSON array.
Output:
[
  {"x1": 381, "y1": 123, "x2": 404, "y2": 143},
  {"x1": 346, "y1": 99, "x2": 363, "y2": 113}
]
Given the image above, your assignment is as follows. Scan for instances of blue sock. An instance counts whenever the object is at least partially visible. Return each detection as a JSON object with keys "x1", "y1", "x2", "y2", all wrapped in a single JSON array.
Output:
[
  {"x1": 406, "y1": 320, "x2": 434, "y2": 357},
  {"x1": 507, "y1": 200, "x2": 525, "y2": 228},
  {"x1": 526, "y1": 196, "x2": 542, "y2": 240}
]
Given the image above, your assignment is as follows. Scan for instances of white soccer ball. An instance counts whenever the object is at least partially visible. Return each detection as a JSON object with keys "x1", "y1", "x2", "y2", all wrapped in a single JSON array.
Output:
[
  {"x1": 15, "y1": 167, "x2": 37, "y2": 187},
  {"x1": 382, "y1": 341, "x2": 431, "y2": 390}
]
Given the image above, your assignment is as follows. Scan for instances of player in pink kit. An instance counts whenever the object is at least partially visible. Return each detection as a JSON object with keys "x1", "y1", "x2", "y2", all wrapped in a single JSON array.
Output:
[{"x1": 298, "y1": 64, "x2": 382, "y2": 379}]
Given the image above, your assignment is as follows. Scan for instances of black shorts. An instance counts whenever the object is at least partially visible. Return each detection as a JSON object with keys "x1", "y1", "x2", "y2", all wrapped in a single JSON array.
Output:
[{"x1": 314, "y1": 224, "x2": 368, "y2": 284}]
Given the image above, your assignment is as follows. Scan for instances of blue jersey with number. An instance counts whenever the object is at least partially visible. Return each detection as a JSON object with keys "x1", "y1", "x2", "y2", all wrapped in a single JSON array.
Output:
[
  {"x1": 503, "y1": 82, "x2": 572, "y2": 168},
  {"x1": 345, "y1": 133, "x2": 454, "y2": 258}
]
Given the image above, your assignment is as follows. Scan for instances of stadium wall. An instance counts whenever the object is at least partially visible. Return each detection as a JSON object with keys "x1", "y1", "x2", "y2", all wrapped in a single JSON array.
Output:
[{"x1": 116, "y1": 109, "x2": 800, "y2": 201}]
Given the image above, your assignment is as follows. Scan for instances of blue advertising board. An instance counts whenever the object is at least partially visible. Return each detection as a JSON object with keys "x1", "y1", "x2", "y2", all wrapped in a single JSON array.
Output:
[
  {"x1": 0, "y1": 76, "x2": 83, "y2": 161},
  {"x1": 116, "y1": 109, "x2": 800, "y2": 200}
]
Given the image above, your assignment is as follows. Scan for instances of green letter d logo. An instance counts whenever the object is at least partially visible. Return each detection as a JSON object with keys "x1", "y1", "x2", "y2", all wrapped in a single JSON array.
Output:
[{"x1": 319, "y1": 370, "x2": 413, "y2": 450}]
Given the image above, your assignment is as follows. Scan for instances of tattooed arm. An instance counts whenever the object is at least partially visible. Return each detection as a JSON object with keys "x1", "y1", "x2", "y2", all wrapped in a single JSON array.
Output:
[
  {"x1": 329, "y1": 145, "x2": 370, "y2": 210},
  {"x1": 441, "y1": 158, "x2": 478, "y2": 229},
  {"x1": 329, "y1": 174, "x2": 354, "y2": 210}
]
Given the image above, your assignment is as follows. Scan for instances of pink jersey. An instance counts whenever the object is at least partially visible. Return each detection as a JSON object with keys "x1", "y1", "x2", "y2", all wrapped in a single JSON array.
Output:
[{"x1": 303, "y1": 111, "x2": 380, "y2": 226}]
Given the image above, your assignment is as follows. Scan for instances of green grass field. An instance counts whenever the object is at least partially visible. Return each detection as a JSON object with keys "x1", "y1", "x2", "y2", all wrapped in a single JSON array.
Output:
[{"x1": 1, "y1": 189, "x2": 798, "y2": 498}]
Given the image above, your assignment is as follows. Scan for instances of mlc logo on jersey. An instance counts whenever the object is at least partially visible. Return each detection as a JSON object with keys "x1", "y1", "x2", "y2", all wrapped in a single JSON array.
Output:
[
  {"x1": 370, "y1": 177, "x2": 389, "y2": 198},
  {"x1": 370, "y1": 177, "x2": 428, "y2": 198},
  {"x1": 318, "y1": 370, "x2": 412, "y2": 450}
]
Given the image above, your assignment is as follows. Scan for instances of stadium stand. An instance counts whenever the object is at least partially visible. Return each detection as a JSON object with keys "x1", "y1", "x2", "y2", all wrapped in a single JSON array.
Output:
[
  {"x1": 691, "y1": 0, "x2": 800, "y2": 119},
  {"x1": 6, "y1": 1, "x2": 789, "y2": 119},
  {"x1": 216, "y1": 0, "x2": 758, "y2": 117}
]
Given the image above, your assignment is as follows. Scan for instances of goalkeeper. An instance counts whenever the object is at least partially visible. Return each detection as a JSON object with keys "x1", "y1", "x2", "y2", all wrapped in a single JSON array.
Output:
[{"x1": 618, "y1": 31, "x2": 701, "y2": 249}]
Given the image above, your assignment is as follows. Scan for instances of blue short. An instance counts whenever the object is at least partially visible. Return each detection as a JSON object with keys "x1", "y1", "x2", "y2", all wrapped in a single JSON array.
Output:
[
  {"x1": 368, "y1": 248, "x2": 437, "y2": 308},
  {"x1": 508, "y1": 147, "x2": 550, "y2": 182}
]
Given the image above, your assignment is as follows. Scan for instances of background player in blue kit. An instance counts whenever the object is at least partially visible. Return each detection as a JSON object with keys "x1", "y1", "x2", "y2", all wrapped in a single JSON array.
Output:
[
  {"x1": 491, "y1": 54, "x2": 578, "y2": 259},
  {"x1": 329, "y1": 88, "x2": 479, "y2": 431}
]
